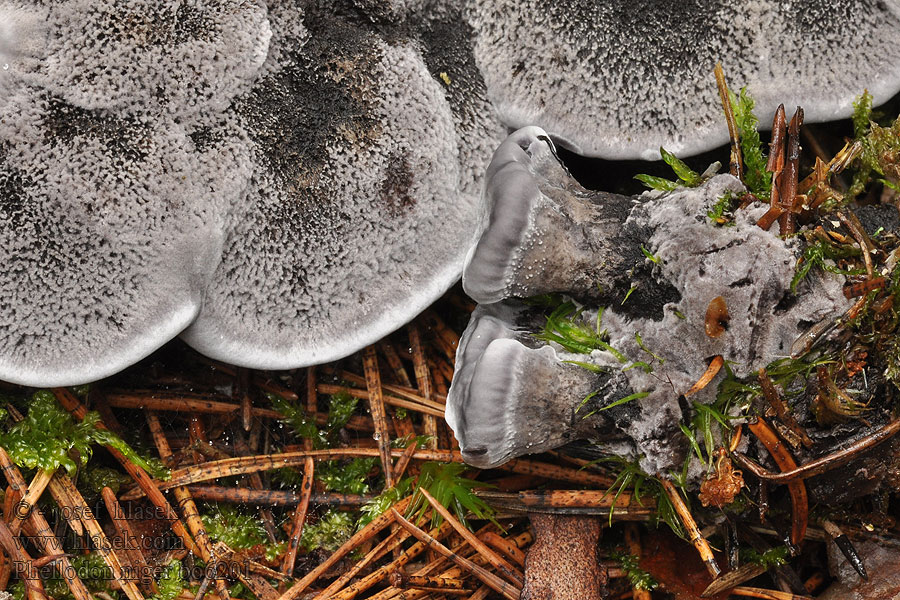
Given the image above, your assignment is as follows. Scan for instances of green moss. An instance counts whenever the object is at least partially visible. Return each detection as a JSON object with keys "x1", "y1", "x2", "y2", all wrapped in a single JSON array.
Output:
[
  {"x1": 301, "y1": 510, "x2": 355, "y2": 552},
  {"x1": 609, "y1": 550, "x2": 658, "y2": 591},
  {"x1": 200, "y1": 504, "x2": 268, "y2": 550},
  {"x1": 635, "y1": 147, "x2": 704, "y2": 191},
  {"x1": 0, "y1": 391, "x2": 167, "y2": 479},
  {"x1": 316, "y1": 457, "x2": 378, "y2": 495},
  {"x1": 728, "y1": 87, "x2": 772, "y2": 199},
  {"x1": 152, "y1": 561, "x2": 186, "y2": 600}
]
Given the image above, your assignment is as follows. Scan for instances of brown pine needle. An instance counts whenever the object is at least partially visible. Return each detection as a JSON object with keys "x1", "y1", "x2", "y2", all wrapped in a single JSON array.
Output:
[
  {"x1": 275, "y1": 496, "x2": 412, "y2": 600},
  {"x1": 379, "y1": 339, "x2": 413, "y2": 387},
  {"x1": 391, "y1": 510, "x2": 521, "y2": 600},
  {"x1": 313, "y1": 528, "x2": 407, "y2": 599},
  {"x1": 16, "y1": 468, "x2": 53, "y2": 533},
  {"x1": 101, "y1": 487, "x2": 159, "y2": 595},
  {"x1": 658, "y1": 479, "x2": 720, "y2": 578},
  {"x1": 52, "y1": 388, "x2": 201, "y2": 557},
  {"x1": 185, "y1": 486, "x2": 370, "y2": 507},
  {"x1": 146, "y1": 414, "x2": 230, "y2": 600},
  {"x1": 0, "y1": 448, "x2": 93, "y2": 600},
  {"x1": 731, "y1": 587, "x2": 813, "y2": 600},
  {"x1": 102, "y1": 392, "x2": 282, "y2": 419},
  {"x1": 418, "y1": 486, "x2": 524, "y2": 587},
  {"x1": 409, "y1": 323, "x2": 439, "y2": 450},
  {"x1": 363, "y1": 346, "x2": 395, "y2": 487},
  {"x1": 325, "y1": 520, "x2": 454, "y2": 600},
  {"x1": 281, "y1": 457, "x2": 314, "y2": 575},
  {"x1": 316, "y1": 383, "x2": 445, "y2": 418},
  {"x1": 747, "y1": 418, "x2": 808, "y2": 547},
  {"x1": 757, "y1": 368, "x2": 813, "y2": 449},
  {"x1": 394, "y1": 439, "x2": 420, "y2": 482},
  {"x1": 52, "y1": 472, "x2": 147, "y2": 600},
  {"x1": 714, "y1": 62, "x2": 743, "y2": 180},
  {"x1": 337, "y1": 370, "x2": 448, "y2": 409},
  {"x1": 0, "y1": 516, "x2": 48, "y2": 600},
  {"x1": 683, "y1": 355, "x2": 724, "y2": 397},
  {"x1": 480, "y1": 532, "x2": 526, "y2": 568}
]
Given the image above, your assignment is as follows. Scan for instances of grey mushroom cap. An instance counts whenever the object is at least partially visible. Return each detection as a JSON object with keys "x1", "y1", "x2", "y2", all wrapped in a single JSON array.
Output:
[
  {"x1": 1, "y1": 0, "x2": 503, "y2": 385},
  {"x1": 469, "y1": 0, "x2": 900, "y2": 159},
  {"x1": 180, "y1": 1, "x2": 504, "y2": 369},
  {"x1": 450, "y1": 127, "x2": 855, "y2": 473}
]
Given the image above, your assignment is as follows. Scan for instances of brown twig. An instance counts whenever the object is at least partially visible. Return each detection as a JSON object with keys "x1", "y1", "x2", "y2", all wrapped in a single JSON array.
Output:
[
  {"x1": 184, "y1": 486, "x2": 369, "y2": 507},
  {"x1": 101, "y1": 487, "x2": 158, "y2": 595},
  {"x1": 418, "y1": 487, "x2": 524, "y2": 587},
  {"x1": 746, "y1": 418, "x2": 808, "y2": 547},
  {"x1": 714, "y1": 62, "x2": 743, "y2": 180},
  {"x1": 658, "y1": 479, "x2": 720, "y2": 578},
  {"x1": 733, "y1": 417, "x2": 900, "y2": 484},
  {"x1": 776, "y1": 107, "x2": 804, "y2": 235},
  {"x1": 480, "y1": 532, "x2": 525, "y2": 568},
  {"x1": 51, "y1": 472, "x2": 147, "y2": 600},
  {"x1": 102, "y1": 392, "x2": 282, "y2": 419},
  {"x1": 312, "y1": 528, "x2": 407, "y2": 599},
  {"x1": 281, "y1": 457, "x2": 314, "y2": 575},
  {"x1": 730, "y1": 587, "x2": 813, "y2": 600},
  {"x1": 0, "y1": 448, "x2": 91, "y2": 600},
  {"x1": 363, "y1": 346, "x2": 395, "y2": 487},
  {"x1": 758, "y1": 104, "x2": 787, "y2": 231},
  {"x1": 391, "y1": 509, "x2": 521, "y2": 600},
  {"x1": 325, "y1": 520, "x2": 453, "y2": 600},
  {"x1": 147, "y1": 413, "x2": 229, "y2": 600},
  {"x1": 379, "y1": 340, "x2": 413, "y2": 387},
  {"x1": 275, "y1": 496, "x2": 412, "y2": 600},
  {"x1": 757, "y1": 369, "x2": 813, "y2": 449}
]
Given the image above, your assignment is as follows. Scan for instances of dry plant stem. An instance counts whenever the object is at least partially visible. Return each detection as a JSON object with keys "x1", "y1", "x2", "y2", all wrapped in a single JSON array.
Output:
[
  {"x1": 313, "y1": 528, "x2": 406, "y2": 599},
  {"x1": 363, "y1": 345, "x2": 395, "y2": 487},
  {"x1": 701, "y1": 563, "x2": 768, "y2": 597},
  {"x1": 101, "y1": 486, "x2": 159, "y2": 595},
  {"x1": 325, "y1": 520, "x2": 453, "y2": 600},
  {"x1": 366, "y1": 530, "x2": 534, "y2": 600},
  {"x1": 408, "y1": 324, "x2": 439, "y2": 450},
  {"x1": 276, "y1": 496, "x2": 412, "y2": 600},
  {"x1": 391, "y1": 510, "x2": 521, "y2": 600},
  {"x1": 185, "y1": 485, "x2": 369, "y2": 507},
  {"x1": 281, "y1": 456, "x2": 314, "y2": 575},
  {"x1": 683, "y1": 355, "x2": 724, "y2": 397},
  {"x1": 476, "y1": 490, "x2": 650, "y2": 511},
  {"x1": 316, "y1": 383, "x2": 445, "y2": 419},
  {"x1": 418, "y1": 487, "x2": 524, "y2": 587},
  {"x1": 757, "y1": 369, "x2": 813, "y2": 449},
  {"x1": 624, "y1": 523, "x2": 651, "y2": 600},
  {"x1": 480, "y1": 532, "x2": 525, "y2": 567},
  {"x1": 746, "y1": 418, "x2": 808, "y2": 547},
  {"x1": 658, "y1": 479, "x2": 720, "y2": 578},
  {"x1": 336, "y1": 370, "x2": 448, "y2": 410},
  {"x1": 777, "y1": 107, "x2": 804, "y2": 236},
  {"x1": 236, "y1": 367, "x2": 252, "y2": 431},
  {"x1": 125, "y1": 451, "x2": 606, "y2": 499},
  {"x1": 423, "y1": 309, "x2": 460, "y2": 361},
  {"x1": 714, "y1": 62, "x2": 743, "y2": 180},
  {"x1": 52, "y1": 472, "x2": 147, "y2": 600},
  {"x1": 730, "y1": 586, "x2": 813, "y2": 600},
  {"x1": 379, "y1": 340, "x2": 413, "y2": 387},
  {"x1": 103, "y1": 392, "x2": 282, "y2": 419},
  {"x1": 304, "y1": 367, "x2": 317, "y2": 452},
  {"x1": 837, "y1": 210, "x2": 876, "y2": 279},
  {"x1": 146, "y1": 413, "x2": 229, "y2": 600},
  {"x1": 52, "y1": 389, "x2": 201, "y2": 556},
  {"x1": 16, "y1": 468, "x2": 53, "y2": 533},
  {"x1": 758, "y1": 104, "x2": 787, "y2": 231},
  {"x1": 0, "y1": 516, "x2": 48, "y2": 600},
  {"x1": 394, "y1": 441, "x2": 419, "y2": 481},
  {"x1": 730, "y1": 422, "x2": 897, "y2": 480},
  {"x1": 0, "y1": 448, "x2": 92, "y2": 600},
  {"x1": 820, "y1": 519, "x2": 867, "y2": 580}
]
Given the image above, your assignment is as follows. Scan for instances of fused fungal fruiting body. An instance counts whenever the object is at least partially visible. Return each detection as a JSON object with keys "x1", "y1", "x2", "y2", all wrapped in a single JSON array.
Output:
[
  {"x1": 4, "y1": 0, "x2": 900, "y2": 386},
  {"x1": 447, "y1": 128, "x2": 851, "y2": 473},
  {"x1": 0, "y1": 0, "x2": 502, "y2": 386},
  {"x1": 469, "y1": 0, "x2": 900, "y2": 159}
]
